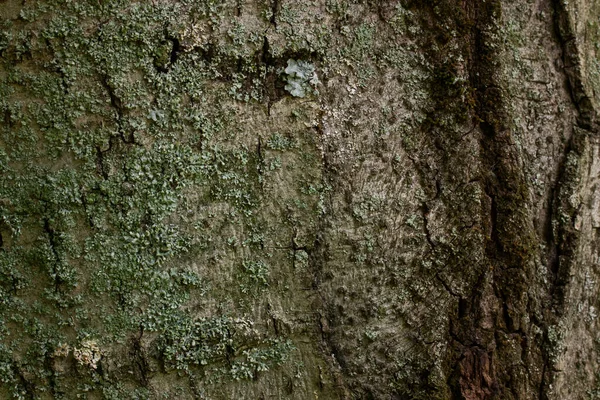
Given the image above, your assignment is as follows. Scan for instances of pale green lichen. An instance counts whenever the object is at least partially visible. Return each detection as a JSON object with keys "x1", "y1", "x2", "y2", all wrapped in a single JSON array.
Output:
[{"x1": 284, "y1": 59, "x2": 319, "y2": 98}]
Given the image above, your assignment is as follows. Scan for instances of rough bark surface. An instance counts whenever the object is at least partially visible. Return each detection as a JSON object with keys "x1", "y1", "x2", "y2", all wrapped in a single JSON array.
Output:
[{"x1": 0, "y1": 0, "x2": 599, "y2": 399}]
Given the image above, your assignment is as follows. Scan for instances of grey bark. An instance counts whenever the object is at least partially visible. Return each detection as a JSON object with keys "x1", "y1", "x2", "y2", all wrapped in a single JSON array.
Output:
[{"x1": 0, "y1": 0, "x2": 599, "y2": 399}]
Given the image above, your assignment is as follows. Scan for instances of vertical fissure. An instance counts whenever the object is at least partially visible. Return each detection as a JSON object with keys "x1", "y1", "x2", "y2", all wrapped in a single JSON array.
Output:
[
  {"x1": 269, "y1": 0, "x2": 279, "y2": 28},
  {"x1": 43, "y1": 217, "x2": 64, "y2": 292},
  {"x1": 454, "y1": 0, "x2": 539, "y2": 397},
  {"x1": 534, "y1": 0, "x2": 600, "y2": 396}
]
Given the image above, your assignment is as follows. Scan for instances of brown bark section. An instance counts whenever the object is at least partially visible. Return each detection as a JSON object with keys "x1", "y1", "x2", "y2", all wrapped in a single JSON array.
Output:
[
  {"x1": 0, "y1": 0, "x2": 599, "y2": 398},
  {"x1": 316, "y1": 0, "x2": 598, "y2": 398}
]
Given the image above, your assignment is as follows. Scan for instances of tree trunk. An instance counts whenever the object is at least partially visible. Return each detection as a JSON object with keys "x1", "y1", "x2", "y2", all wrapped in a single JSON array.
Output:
[{"x1": 1, "y1": 0, "x2": 599, "y2": 398}]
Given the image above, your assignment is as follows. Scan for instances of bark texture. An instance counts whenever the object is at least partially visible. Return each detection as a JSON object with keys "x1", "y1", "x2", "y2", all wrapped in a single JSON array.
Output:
[{"x1": 0, "y1": 0, "x2": 599, "y2": 399}]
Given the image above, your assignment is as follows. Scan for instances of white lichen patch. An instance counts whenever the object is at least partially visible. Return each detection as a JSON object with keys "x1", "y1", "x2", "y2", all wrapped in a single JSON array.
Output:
[
  {"x1": 284, "y1": 59, "x2": 319, "y2": 98},
  {"x1": 73, "y1": 340, "x2": 102, "y2": 370}
]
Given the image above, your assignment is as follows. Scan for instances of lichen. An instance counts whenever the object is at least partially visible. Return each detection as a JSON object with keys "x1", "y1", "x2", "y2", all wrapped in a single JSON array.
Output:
[{"x1": 284, "y1": 59, "x2": 319, "y2": 98}]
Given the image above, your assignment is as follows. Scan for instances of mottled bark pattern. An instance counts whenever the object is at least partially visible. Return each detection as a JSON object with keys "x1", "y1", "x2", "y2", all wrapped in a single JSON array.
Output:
[{"x1": 0, "y1": 0, "x2": 599, "y2": 399}]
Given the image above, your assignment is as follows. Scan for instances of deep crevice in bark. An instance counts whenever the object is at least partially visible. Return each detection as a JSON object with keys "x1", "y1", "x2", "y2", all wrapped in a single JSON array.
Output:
[
  {"x1": 551, "y1": 0, "x2": 597, "y2": 130},
  {"x1": 130, "y1": 326, "x2": 150, "y2": 388},
  {"x1": 99, "y1": 74, "x2": 138, "y2": 145},
  {"x1": 451, "y1": 0, "x2": 539, "y2": 397},
  {"x1": 167, "y1": 35, "x2": 181, "y2": 67},
  {"x1": 269, "y1": 0, "x2": 280, "y2": 28},
  {"x1": 404, "y1": 0, "x2": 517, "y2": 396},
  {"x1": 533, "y1": 0, "x2": 599, "y2": 396},
  {"x1": 43, "y1": 217, "x2": 65, "y2": 293}
]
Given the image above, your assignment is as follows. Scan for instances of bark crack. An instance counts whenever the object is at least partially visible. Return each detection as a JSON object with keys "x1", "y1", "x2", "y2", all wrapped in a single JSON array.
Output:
[
  {"x1": 130, "y1": 325, "x2": 150, "y2": 388},
  {"x1": 43, "y1": 217, "x2": 64, "y2": 292},
  {"x1": 533, "y1": 1, "x2": 598, "y2": 396},
  {"x1": 269, "y1": 0, "x2": 279, "y2": 28},
  {"x1": 551, "y1": 0, "x2": 598, "y2": 130},
  {"x1": 99, "y1": 74, "x2": 138, "y2": 146}
]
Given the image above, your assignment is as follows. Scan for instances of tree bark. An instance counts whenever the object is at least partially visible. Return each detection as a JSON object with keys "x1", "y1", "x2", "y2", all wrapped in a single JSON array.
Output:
[{"x1": 1, "y1": 0, "x2": 599, "y2": 399}]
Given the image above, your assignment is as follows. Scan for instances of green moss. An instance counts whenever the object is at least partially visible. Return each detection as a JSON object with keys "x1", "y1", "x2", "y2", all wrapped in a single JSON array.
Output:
[
  {"x1": 0, "y1": 0, "x2": 329, "y2": 396},
  {"x1": 157, "y1": 315, "x2": 292, "y2": 379}
]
